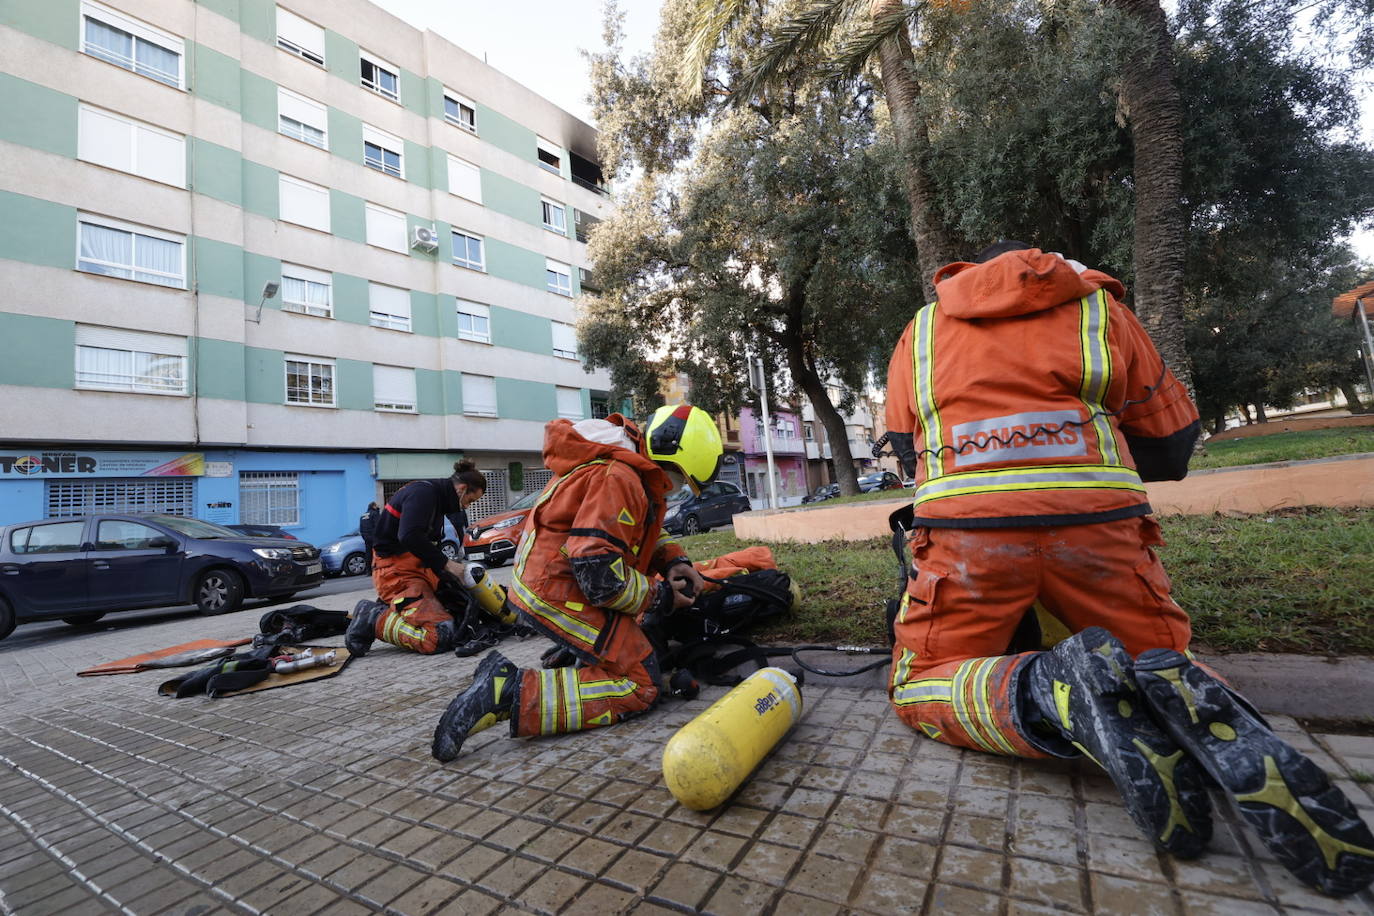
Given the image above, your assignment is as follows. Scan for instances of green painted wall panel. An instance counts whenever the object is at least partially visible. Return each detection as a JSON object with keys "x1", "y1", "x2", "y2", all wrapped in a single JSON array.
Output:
[
  {"x1": 0, "y1": 191, "x2": 75, "y2": 269},
  {"x1": 328, "y1": 107, "x2": 362, "y2": 163},
  {"x1": 335, "y1": 357, "x2": 371, "y2": 411},
  {"x1": 240, "y1": 69, "x2": 278, "y2": 133},
  {"x1": 581, "y1": 388, "x2": 592, "y2": 418},
  {"x1": 436, "y1": 293, "x2": 458, "y2": 338},
  {"x1": 190, "y1": 139, "x2": 242, "y2": 206},
  {"x1": 443, "y1": 370, "x2": 463, "y2": 415},
  {"x1": 194, "y1": 0, "x2": 239, "y2": 24},
  {"x1": 474, "y1": 103, "x2": 536, "y2": 162},
  {"x1": 324, "y1": 30, "x2": 359, "y2": 82},
  {"x1": 195, "y1": 337, "x2": 246, "y2": 400},
  {"x1": 244, "y1": 346, "x2": 284, "y2": 404},
  {"x1": 376, "y1": 451, "x2": 466, "y2": 478},
  {"x1": 425, "y1": 77, "x2": 445, "y2": 120},
  {"x1": 237, "y1": 0, "x2": 275, "y2": 44},
  {"x1": 0, "y1": 74, "x2": 76, "y2": 157},
  {"x1": 1, "y1": 0, "x2": 79, "y2": 50},
  {"x1": 0, "y1": 313, "x2": 74, "y2": 389},
  {"x1": 481, "y1": 170, "x2": 541, "y2": 228},
  {"x1": 491, "y1": 306, "x2": 552, "y2": 356},
  {"x1": 192, "y1": 45, "x2": 241, "y2": 111},
  {"x1": 415, "y1": 367, "x2": 443, "y2": 415},
  {"x1": 485, "y1": 238, "x2": 546, "y2": 291},
  {"x1": 332, "y1": 272, "x2": 369, "y2": 325},
  {"x1": 428, "y1": 144, "x2": 448, "y2": 192},
  {"x1": 409, "y1": 291, "x2": 439, "y2": 338},
  {"x1": 243, "y1": 251, "x2": 281, "y2": 308},
  {"x1": 399, "y1": 69, "x2": 426, "y2": 116},
  {"x1": 403, "y1": 139, "x2": 430, "y2": 189},
  {"x1": 241, "y1": 160, "x2": 278, "y2": 218},
  {"x1": 193, "y1": 237, "x2": 244, "y2": 300},
  {"x1": 495, "y1": 378, "x2": 555, "y2": 423},
  {"x1": 329, "y1": 190, "x2": 366, "y2": 244}
]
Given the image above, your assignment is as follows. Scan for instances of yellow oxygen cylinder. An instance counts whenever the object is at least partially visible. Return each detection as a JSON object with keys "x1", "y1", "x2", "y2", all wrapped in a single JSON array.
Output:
[
  {"x1": 466, "y1": 566, "x2": 515, "y2": 624},
  {"x1": 662, "y1": 667, "x2": 803, "y2": 811}
]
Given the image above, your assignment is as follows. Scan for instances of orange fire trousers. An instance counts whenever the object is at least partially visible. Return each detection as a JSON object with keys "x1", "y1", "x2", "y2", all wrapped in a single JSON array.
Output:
[
  {"x1": 889, "y1": 516, "x2": 1193, "y2": 757},
  {"x1": 370, "y1": 553, "x2": 456, "y2": 654}
]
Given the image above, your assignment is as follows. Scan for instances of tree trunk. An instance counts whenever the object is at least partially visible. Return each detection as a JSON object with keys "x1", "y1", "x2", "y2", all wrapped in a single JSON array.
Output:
[
  {"x1": 1239, "y1": 403, "x2": 1252, "y2": 424},
  {"x1": 1210, "y1": 412, "x2": 1226, "y2": 436},
  {"x1": 872, "y1": 0, "x2": 962, "y2": 302},
  {"x1": 1338, "y1": 379, "x2": 1368, "y2": 414},
  {"x1": 1254, "y1": 402, "x2": 1268, "y2": 423},
  {"x1": 1104, "y1": 0, "x2": 1195, "y2": 395},
  {"x1": 779, "y1": 332, "x2": 862, "y2": 497}
]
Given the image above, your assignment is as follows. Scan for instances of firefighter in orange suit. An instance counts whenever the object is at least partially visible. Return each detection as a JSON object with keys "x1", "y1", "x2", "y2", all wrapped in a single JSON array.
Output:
[
  {"x1": 345, "y1": 461, "x2": 486, "y2": 656},
  {"x1": 430, "y1": 405, "x2": 722, "y2": 762},
  {"x1": 882, "y1": 242, "x2": 1373, "y2": 896}
]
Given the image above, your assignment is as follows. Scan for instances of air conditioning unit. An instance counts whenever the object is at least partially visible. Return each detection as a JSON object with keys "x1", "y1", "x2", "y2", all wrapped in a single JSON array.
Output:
[{"x1": 411, "y1": 224, "x2": 439, "y2": 252}]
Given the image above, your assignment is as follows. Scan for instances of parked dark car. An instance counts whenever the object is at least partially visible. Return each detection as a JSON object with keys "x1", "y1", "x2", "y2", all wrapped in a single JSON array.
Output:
[
  {"x1": 662, "y1": 481, "x2": 752, "y2": 536},
  {"x1": 802, "y1": 483, "x2": 840, "y2": 504},
  {"x1": 858, "y1": 471, "x2": 904, "y2": 493},
  {"x1": 319, "y1": 518, "x2": 465, "y2": 578},
  {"x1": 0, "y1": 514, "x2": 323, "y2": 640},
  {"x1": 227, "y1": 523, "x2": 298, "y2": 540}
]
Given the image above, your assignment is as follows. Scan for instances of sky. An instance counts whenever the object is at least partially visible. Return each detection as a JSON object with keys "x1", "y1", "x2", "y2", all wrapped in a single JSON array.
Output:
[{"x1": 373, "y1": 0, "x2": 1374, "y2": 266}]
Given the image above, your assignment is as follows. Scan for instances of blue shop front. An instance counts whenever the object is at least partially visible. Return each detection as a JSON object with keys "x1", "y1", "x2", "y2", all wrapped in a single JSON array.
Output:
[{"x1": 0, "y1": 448, "x2": 376, "y2": 547}]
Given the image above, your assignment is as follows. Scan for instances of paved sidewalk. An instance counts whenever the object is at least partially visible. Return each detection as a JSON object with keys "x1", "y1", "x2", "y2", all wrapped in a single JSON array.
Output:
[{"x1": 3, "y1": 590, "x2": 1374, "y2": 915}]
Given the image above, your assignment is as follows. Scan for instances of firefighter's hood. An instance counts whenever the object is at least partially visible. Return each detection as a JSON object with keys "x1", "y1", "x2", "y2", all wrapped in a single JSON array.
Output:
[
  {"x1": 933, "y1": 249, "x2": 1126, "y2": 319},
  {"x1": 543, "y1": 415, "x2": 674, "y2": 494}
]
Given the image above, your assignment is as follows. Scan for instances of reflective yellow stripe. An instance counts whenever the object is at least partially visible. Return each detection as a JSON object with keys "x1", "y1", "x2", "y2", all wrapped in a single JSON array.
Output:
[
  {"x1": 540, "y1": 670, "x2": 558, "y2": 735},
  {"x1": 911, "y1": 303, "x2": 945, "y2": 479},
  {"x1": 605, "y1": 568, "x2": 652, "y2": 614},
  {"x1": 913, "y1": 464, "x2": 1144, "y2": 506},
  {"x1": 951, "y1": 659, "x2": 998, "y2": 753},
  {"x1": 579, "y1": 677, "x2": 639, "y2": 700},
  {"x1": 561, "y1": 668, "x2": 581, "y2": 732},
  {"x1": 510, "y1": 573, "x2": 599, "y2": 644},
  {"x1": 971, "y1": 659, "x2": 1018, "y2": 755},
  {"x1": 893, "y1": 676, "x2": 952, "y2": 705},
  {"x1": 1078, "y1": 290, "x2": 1121, "y2": 466}
]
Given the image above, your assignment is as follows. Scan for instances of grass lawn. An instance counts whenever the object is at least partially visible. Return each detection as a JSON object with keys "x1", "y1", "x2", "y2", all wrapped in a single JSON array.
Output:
[
  {"x1": 684, "y1": 507, "x2": 1374, "y2": 655},
  {"x1": 1192, "y1": 427, "x2": 1374, "y2": 470}
]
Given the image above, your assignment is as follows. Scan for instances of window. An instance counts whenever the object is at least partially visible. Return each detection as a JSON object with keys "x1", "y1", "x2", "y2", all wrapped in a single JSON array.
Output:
[
  {"x1": 360, "y1": 52, "x2": 399, "y2": 101},
  {"x1": 447, "y1": 155, "x2": 482, "y2": 203},
  {"x1": 462, "y1": 374, "x2": 497, "y2": 417},
  {"x1": 590, "y1": 396, "x2": 610, "y2": 419},
  {"x1": 78, "y1": 104, "x2": 185, "y2": 186},
  {"x1": 81, "y1": 1, "x2": 182, "y2": 88},
  {"x1": 536, "y1": 137, "x2": 562, "y2": 174},
  {"x1": 77, "y1": 215, "x2": 184, "y2": 288},
  {"x1": 362, "y1": 124, "x2": 403, "y2": 178},
  {"x1": 278, "y1": 88, "x2": 327, "y2": 148},
  {"x1": 541, "y1": 198, "x2": 567, "y2": 235},
  {"x1": 444, "y1": 90, "x2": 476, "y2": 132},
  {"x1": 240, "y1": 472, "x2": 300, "y2": 525},
  {"x1": 281, "y1": 264, "x2": 332, "y2": 317},
  {"x1": 373, "y1": 364, "x2": 416, "y2": 412},
  {"x1": 276, "y1": 7, "x2": 325, "y2": 65},
  {"x1": 573, "y1": 209, "x2": 601, "y2": 244},
  {"x1": 279, "y1": 174, "x2": 330, "y2": 232},
  {"x1": 368, "y1": 283, "x2": 411, "y2": 332},
  {"x1": 804, "y1": 423, "x2": 815, "y2": 441},
  {"x1": 364, "y1": 202, "x2": 407, "y2": 252},
  {"x1": 94, "y1": 519, "x2": 165, "y2": 550},
  {"x1": 8, "y1": 521, "x2": 87, "y2": 555},
  {"x1": 46, "y1": 478, "x2": 193, "y2": 518},
  {"x1": 456, "y1": 300, "x2": 490, "y2": 343},
  {"x1": 556, "y1": 386, "x2": 583, "y2": 420},
  {"x1": 551, "y1": 321, "x2": 578, "y2": 360},
  {"x1": 452, "y1": 230, "x2": 485, "y2": 271},
  {"x1": 75, "y1": 325, "x2": 187, "y2": 394},
  {"x1": 546, "y1": 259, "x2": 572, "y2": 297},
  {"x1": 285, "y1": 355, "x2": 334, "y2": 406}
]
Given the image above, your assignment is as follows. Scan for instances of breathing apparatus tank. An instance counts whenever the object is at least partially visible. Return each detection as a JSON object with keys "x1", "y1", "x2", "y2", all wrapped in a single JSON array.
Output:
[
  {"x1": 464, "y1": 564, "x2": 515, "y2": 624},
  {"x1": 662, "y1": 667, "x2": 804, "y2": 811}
]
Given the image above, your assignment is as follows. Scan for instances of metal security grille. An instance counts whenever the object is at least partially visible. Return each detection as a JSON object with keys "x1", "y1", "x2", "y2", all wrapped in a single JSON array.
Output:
[
  {"x1": 239, "y1": 472, "x2": 300, "y2": 525},
  {"x1": 46, "y1": 478, "x2": 195, "y2": 518},
  {"x1": 522, "y1": 468, "x2": 553, "y2": 495},
  {"x1": 466, "y1": 469, "x2": 508, "y2": 522}
]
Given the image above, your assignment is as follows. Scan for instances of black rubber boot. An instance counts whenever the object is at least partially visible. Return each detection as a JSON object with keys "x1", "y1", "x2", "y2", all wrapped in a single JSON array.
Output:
[
  {"x1": 1135, "y1": 649, "x2": 1374, "y2": 896},
  {"x1": 432, "y1": 650, "x2": 520, "y2": 762},
  {"x1": 345, "y1": 600, "x2": 387, "y2": 658},
  {"x1": 1027, "y1": 627, "x2": 1213, "y2": 859}
]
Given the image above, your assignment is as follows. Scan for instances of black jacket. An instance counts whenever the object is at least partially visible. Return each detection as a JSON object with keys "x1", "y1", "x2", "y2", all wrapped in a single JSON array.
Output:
[
  {"x1": 373, "y1": 480, "x2": 466, "y2": 573},
  {"x1": 359, "y1": 506, "x2": 380, "y2": 544}
]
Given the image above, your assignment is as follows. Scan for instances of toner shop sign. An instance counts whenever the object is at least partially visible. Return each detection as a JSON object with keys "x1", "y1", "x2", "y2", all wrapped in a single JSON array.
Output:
[{"x1": 0, "y1": 451, "x2": 205, "y2": 479}]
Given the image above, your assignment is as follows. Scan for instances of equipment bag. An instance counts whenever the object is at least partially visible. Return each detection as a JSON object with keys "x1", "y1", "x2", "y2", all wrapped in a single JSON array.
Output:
[{"x1": 663, "y1": 569, "x2": 795, "y2": 643}]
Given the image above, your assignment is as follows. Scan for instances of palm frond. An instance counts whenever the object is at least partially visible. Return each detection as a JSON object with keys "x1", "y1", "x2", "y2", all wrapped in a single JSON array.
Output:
[
  {"x1": 681, "y1": 0, "x2": 755, "y2": 98},
  {"x1": 824, "y1": 2, "x2": 923, "y2": 82}
]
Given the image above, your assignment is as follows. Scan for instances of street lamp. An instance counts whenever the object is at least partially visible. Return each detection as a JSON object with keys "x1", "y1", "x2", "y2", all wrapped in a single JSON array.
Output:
[{"x1": 252, "y1": 281, "x2": 280, "y2": 323}]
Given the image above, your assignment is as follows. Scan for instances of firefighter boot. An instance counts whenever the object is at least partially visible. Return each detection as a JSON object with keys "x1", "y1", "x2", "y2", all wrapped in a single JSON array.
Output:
[
  {"x1": 1136, "y1": 649, "x2": 1374, "y2": 896},
  {"x1": 432, "y1": 650, "x2": 520, "y2": 762},
  {"x1": 1026, "y1": 627, "x2": 1212, "y2": 859},
  {"x1": 345, "y1": 600, "x2": 387, "y2": 658}
]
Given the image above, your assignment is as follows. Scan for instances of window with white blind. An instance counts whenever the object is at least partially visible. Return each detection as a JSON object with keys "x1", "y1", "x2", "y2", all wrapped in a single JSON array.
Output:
[
  {"x1": 75, "y1": 325, "x2": 187, "y2": 394},
  {"x1": 240, "y1": 472, "x2": 300, "y2": 525},
  {"x1": 456, "y1": 300, "x2": 490, "y2": 343},
  {"x1": 77, "y1": 215, "x2": 185, "y2": 288},
  {"x1": 360, "y1": 51, "x2": 399, "y2": 101},
  {"x1": 369, "y1": 283, "x2": 411, "y2": 332},
  {"x1": 362, "y1": 124, "x2": 403, "y2": 178},
  {"x1": 556, "y1": 386, "x2": 583, "y2": 420},
  {"x1": 279, "y1": 174, "x2": 330, "y2": 232},
  {"x1": 365, "y1": 203, "x2": 406, "y2": 252},
  {"x1": 541, "y1": 197, "x2": 566, "y2": 235},
  {"x1": 278, "y1": 88, "x2": 327, "y2": 148},
  {"x1": 284, "y1": 355, "x2": 334, "y2": 406},
  {"x1": 452, "y1": 230, "x2": 484, "y2": 271},
  {"x1": 447, "y1": 155, "x2": 482, "y2": 203},
  {"x1": 373, "y1": 364, "x2": 416, "y2": 412},
  {"x1": 78, "y1": 104, "x2": 185, "y2": 186},
  {"x1": 536, "y1": 137, "x2": 562, "y2": 174},
  {"x1": 551, "y1": 321, "x2": 578, "y2": 360},
  {"x1": 281, "y1": 263, "x2": 332, "y2": 317},
  {"x1": 546, "y1": 259, "x2": 572, "y2": 297},
  {"x1": 444, "y1": 90, "x2": 477, "y2": 132},
  {"x1": 462, "y1": 374, "x2": 497, "y2": 417},
  {"x1": 275, "y1": 7, "x2": 325, "y2": 65},
  {"x1": 81, "y1": 1, "x2": 183, "y2": 88}
]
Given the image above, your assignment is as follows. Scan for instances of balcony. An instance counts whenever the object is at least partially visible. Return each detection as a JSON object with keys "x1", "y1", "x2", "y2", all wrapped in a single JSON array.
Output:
[
  {"x1": 574, "y1": 209, "x2": 603, "y2": 243},
  {"x1": 578, "y1": 267, "x2": 602, "y2": 293},
  {"x1": 570, "y1": 151, "x2": 609, "y2": 197}
]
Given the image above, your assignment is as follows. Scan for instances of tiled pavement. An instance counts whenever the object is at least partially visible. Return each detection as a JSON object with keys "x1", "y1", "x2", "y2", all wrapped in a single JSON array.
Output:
[{"x1": 3, "y1": 591, "x2": 1374, "y2": 915}]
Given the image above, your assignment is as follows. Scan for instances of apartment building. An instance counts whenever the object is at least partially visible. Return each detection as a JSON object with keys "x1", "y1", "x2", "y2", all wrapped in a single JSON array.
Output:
[{"x1": 0, "y1": 0, "x2": 613, "y2": 543}]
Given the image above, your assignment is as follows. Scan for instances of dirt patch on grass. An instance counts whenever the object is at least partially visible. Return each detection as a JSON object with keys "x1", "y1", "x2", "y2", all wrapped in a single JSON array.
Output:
[{"x1": 1209, "y1": 414, "x2": 1374, "y2": 441}]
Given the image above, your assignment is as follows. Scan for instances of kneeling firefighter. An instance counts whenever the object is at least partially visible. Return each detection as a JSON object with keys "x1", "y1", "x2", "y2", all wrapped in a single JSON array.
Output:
[
  {"x1": 347, "y1": 460, "x2": 487, "y2": 656},
  {"x1": 431, "y1": 404, "x2": 721, "y2": 761}
]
